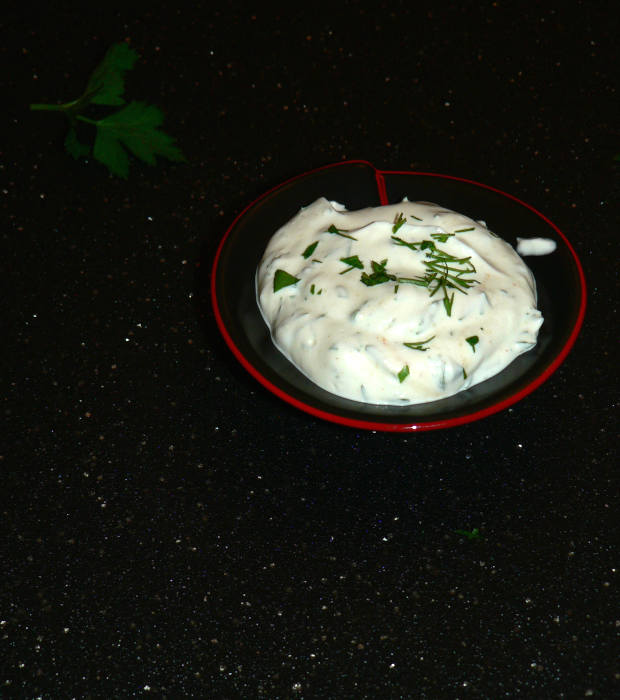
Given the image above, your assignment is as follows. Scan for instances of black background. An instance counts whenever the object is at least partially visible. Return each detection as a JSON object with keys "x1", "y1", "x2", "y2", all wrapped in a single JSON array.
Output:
[{"x1": 2, "y1": 2, "x2": 618, "y2": 698}]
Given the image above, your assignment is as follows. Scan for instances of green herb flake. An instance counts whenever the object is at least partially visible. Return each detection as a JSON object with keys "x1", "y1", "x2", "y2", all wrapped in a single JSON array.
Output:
[
  {"x1": 328, "y1": 224, "x2": 357, "y2": 240},
  {"x1": 339, "y1": 255, "x2": 364, "y2": 274},
  {"x1": 466, "y1": 335, "x2": 479, "y2": 352},
  {"x1": 392, "y1": 212, "x2": 407, "y2": 233},
  {"x1": 273, "y1": 269, "x2": 300, "y2": 292},
  {"x1": 403, "y1": 335, "x2": 435, "y2": 352},
  {"x1": 391, "y1": 234, "x2": 478, "y2": 317},
  {"x1": 397, "y1": 365, "x2": 410, "y2": 383},
  {"x1": 361, "y1": 259, "x2": 397, "y2": 286},
  {"x1": 462, "y1": 367, "x2": 467, "y2": 379},
  {"x1": 310, "y1": 284, "x2": 315, "y2": 294},
  {"x1": 302, "y1": 241, "x2": 319, "y2": 259},
  {"x1": 454, "y1": 227, "x2": 475, "y2": 233},
  {"x1": 443, "y1": 292, "x2": 455, "y2": 316},
  {"x1": 30, "y1": 43, "x2": 185, "y2": 178},
  {"x1": 455, "y1": 528, "x2": 480, "y2": 540},
  {"x1": 431, "y1": 232, "x2": 455, "y2": 243}
]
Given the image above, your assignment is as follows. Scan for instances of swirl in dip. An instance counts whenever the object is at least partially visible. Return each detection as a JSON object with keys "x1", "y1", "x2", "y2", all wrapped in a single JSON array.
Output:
[{"x1": 256, "y1": 198, "x2": 543, "y2": 405}]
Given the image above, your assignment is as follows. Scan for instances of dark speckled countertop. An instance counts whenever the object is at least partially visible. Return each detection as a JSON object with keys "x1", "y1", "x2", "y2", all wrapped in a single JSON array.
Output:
[{"x1": 2, "y1": 3, "x2": 618, "y2": 698}]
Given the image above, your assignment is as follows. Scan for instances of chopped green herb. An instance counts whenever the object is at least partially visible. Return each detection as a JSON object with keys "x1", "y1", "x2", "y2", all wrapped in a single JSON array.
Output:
[
  {"x1": 431, "y1": 232, "x2": 455, "y2": 242},
  {"x1": 454, "y1": 227, "x2": 475, "y2": 233},
  {"x1": 392, "y1": 212, "x2": 407, "y2": 233},
  {"x1": 328, "y1": 224, "x2": 357, "y2": 240},
  {"x1": 310, "y1": 284, "x2": 315, "y2": 294},
  {"x1": 410, "y1": 213, "x2": 423, "y2": 221},
  {"x1": 312, "y1": 259, "x2": 322, "y2": 263},
  {"x1": 443, "y1": 292, "x2": 455, "y2": 316},
  {"x1": 273, "y1": 269, "x2": 300, "y2": 292},
  {"x1": 394, "y1": 284, "x2": 399, "y2": 294},
  {"x1": 466, "y1": 335, "x2": 479, "y2": 352},
  {"x1": 462, "y1": 367, "x2": 468, "y2": 379},
  {"x1": 339, "y1": 255, "x2": 364, "y2": 274},
  {"x1": 396, "y1": 276, "x2": 430, "y2": 287},
  {"x1": 30, "y1": 43, "x2": 185, "y2": 178},
  {"x1": 455, "y1": 528, "x2": 480, "y2": 540},
  {"x1": 403, "y1": 335, "x2": 435, "y2": 352},
  {"x1": 397, "y1": 365, "x2": 410, "y2": 383},
  {"x1": 391, "y1": 235, "x2": 478, "y2": 316},
  {"x1": 361, "y1": 259, "x2": 397, "y2": 286},
  {"x1": 391, "y1": 235, "x2": 432, "y2": 252},
  {"x1": 302, "y1": 241, "x2": 319, "y2": 259}
]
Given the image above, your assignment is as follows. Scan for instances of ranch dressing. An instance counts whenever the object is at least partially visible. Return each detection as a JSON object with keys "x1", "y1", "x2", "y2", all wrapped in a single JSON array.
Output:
[
  {"x1": 256, "y1": 198, "x2": 544, "y2": 405},
  {"x1": 516, "y1": 237, "x2": 557, "y2": 256}
]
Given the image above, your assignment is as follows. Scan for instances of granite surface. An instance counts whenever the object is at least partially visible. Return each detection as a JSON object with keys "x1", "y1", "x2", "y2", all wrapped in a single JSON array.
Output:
[{"x1": 2, "y1": 3, "x2": 618, "y2": 698}]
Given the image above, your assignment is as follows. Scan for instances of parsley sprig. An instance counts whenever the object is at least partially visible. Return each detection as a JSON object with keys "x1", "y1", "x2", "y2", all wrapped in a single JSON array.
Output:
[{"x1": 30, "y1": 43, "x2": 186, "y2": 178}]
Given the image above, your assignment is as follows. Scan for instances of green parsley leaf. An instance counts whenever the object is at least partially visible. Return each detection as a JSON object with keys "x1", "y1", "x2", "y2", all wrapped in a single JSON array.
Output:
[
  {"x1": 302, "y1": 241, "x2": 319, "y2": 259},
  {"x1": 64, "y1": 128, "x2": 91, "y2": 159},
  {"x1": 273, "y1": 269, "x2": 300, "y2": 292},
  {"x1": 85, "y1": 43, "x2": 139, "y2": 106},
  {"x1": 89, "y1": 101, "x2": 186, "y2": 179},
  {"x1": 30, "y1": 42, "x2": 185, "y2": 177},
  {"x1": 397, "y1": 365, "x2": 410, "y2": 383},
  {"x1": 466, "y1": 335, "x2": 479, "y2": 352},
  {"x1": 361, "y1": 259, "x2": 397, "y2": 286},
  {"x1": 339, "y1": 255, "x2": 364, "y2": 274}
]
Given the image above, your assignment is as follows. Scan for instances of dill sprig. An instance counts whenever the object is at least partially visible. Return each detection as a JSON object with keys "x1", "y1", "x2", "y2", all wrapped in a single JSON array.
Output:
[
  {"x1": 391, "y1": 235, "x2": 478, "y2": 316},
  {"x1": 403, "y1": 335, "x2": 435, "y2": 352}
]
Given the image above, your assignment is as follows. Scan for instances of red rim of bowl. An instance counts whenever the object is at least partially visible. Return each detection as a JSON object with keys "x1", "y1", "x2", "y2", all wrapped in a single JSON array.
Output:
[{"x1": 210, "y1": 159, "x2": 587, "y2": 432}]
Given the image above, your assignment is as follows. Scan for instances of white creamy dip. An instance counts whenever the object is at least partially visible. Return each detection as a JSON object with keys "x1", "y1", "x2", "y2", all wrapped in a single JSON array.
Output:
[
  {"x1": 256, "y1": 198, "x2": 544, "y2": 405},
  {"x1": 516, "y1": 237, "x2": 557, "y2": 256}
]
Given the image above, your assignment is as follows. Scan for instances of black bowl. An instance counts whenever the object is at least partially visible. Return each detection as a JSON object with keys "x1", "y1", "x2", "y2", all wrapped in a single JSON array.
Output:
[{"x1": 211, "y1": 160, "x2": 586, "y2": 431}]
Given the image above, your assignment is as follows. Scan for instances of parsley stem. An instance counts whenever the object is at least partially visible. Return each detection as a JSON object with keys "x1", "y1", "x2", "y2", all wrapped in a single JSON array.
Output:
[
  {"x1": 30, "y1": 103, "x2": 67, "y2": 111},
  {"x1": 30, "y1": 95, "x2": 90, "y2": 114},
  {"x1": 75, "y1": 115, "x2": 98, "y2": 125}
]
